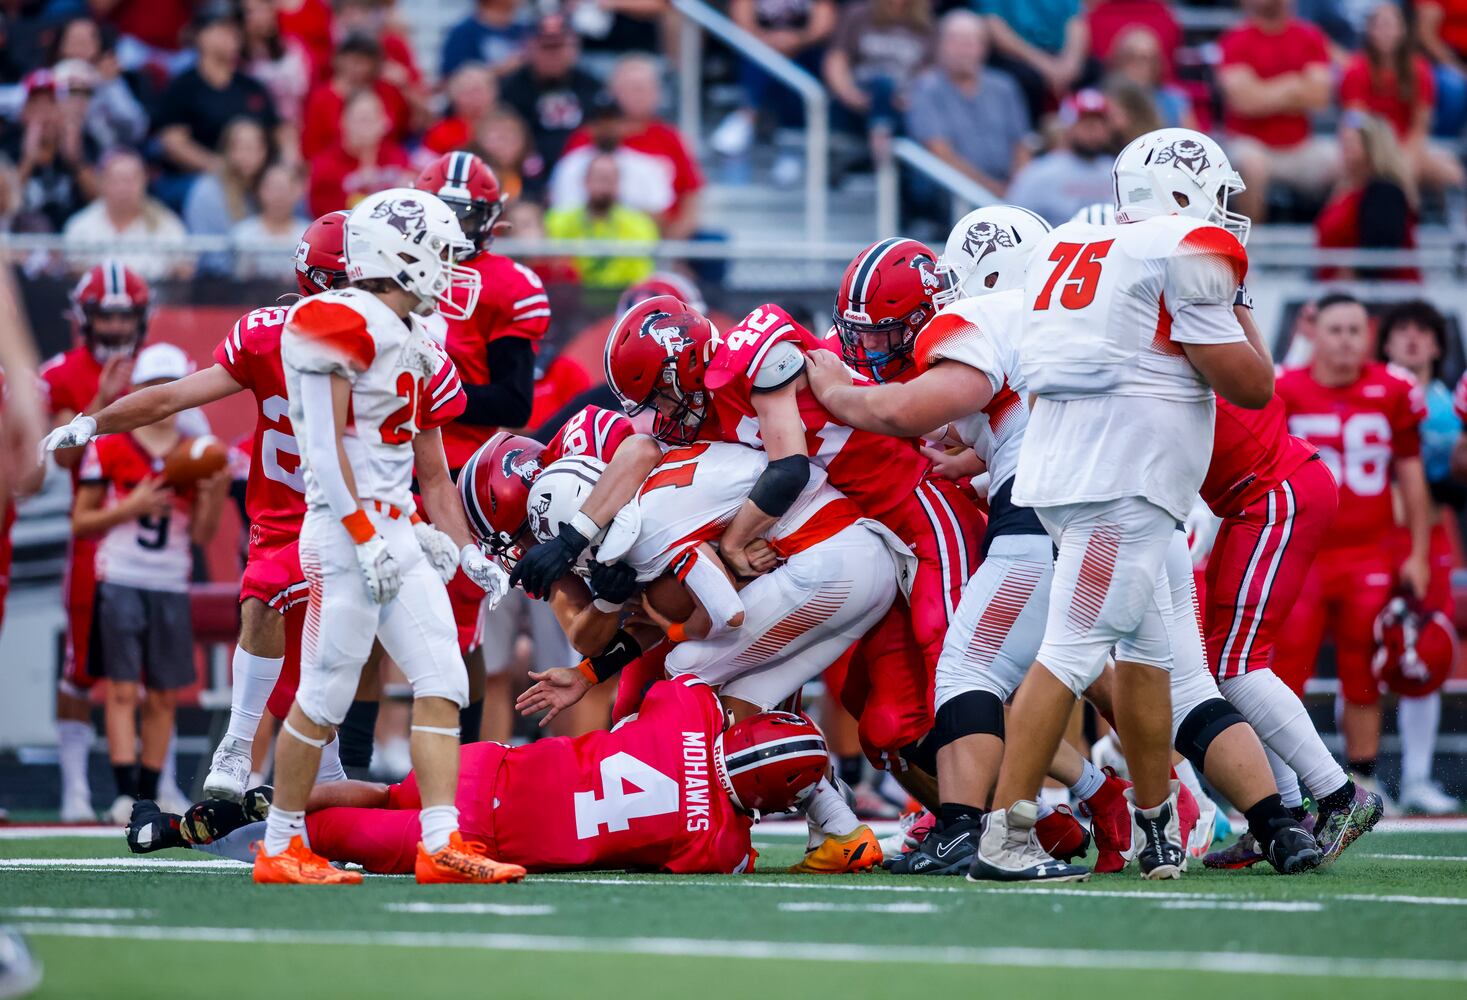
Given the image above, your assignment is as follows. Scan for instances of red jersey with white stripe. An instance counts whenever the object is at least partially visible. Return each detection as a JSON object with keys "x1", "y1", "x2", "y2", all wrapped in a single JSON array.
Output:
[
  {"x1": 702, "y1": 304, "x2": 929, "y2": 521},
  {"x1": 39, "y1": 346, "x2": 104, "y2": 487},
  {"x1": 913, "y1": 289, "x2": 1028, "y2": 490},
  {"x1": 79, "y1": 435, "x2": 193, "y2": 592},
  {"x1": 1276, "y1": 362, "x2": 1425, "y2": 548},
  {"x1": 1201, "y1": 395, "x2": 1319, "y2": 519},
  {"x1": 542, "y1": 404, "x2": 635, "y2": 466},
  {"x1": 604, "y1": 441, "x2": 860, "y2": 583},
  {"x1": 486, "y1": 677, "x2": 754, "y2": 874},
  {"x1": 435, "y1": 251, "x2": 550, "y2": 469}
]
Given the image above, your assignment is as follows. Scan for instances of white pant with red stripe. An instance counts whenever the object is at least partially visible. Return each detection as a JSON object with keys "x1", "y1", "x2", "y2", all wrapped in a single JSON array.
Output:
[
  {"x1": 1162, "y1": 528, "x2": 1232, "y2": 737},
  {"x1": 1035, "y1": 497, "x2": 1178, "y2": 695},
  {"x1": 667, "y1": 524, "x2": 900, "y2": 709},
  {"x1": 295, "y1": 508, "x2": 466, "y2": 726},
  {"x1": 933, "y1": 533, "x2": 1053, "y2": 710}
]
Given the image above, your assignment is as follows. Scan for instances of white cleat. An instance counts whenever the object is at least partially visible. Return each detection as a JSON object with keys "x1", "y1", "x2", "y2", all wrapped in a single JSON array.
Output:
[
  {"x1": 966, "y1": 801, "x2": 1090, "y2": 883},
  {"x1": 1399, "y1": 781, "x2": 1459, "y2": 816},
  {"x1": 59, "y1": 791, "x2": 95, "y2": 824},
  {"x1": 1188, "y1": 791, "x2": 1219, "y2": 859},
  {"x1": 203, "y1": 738, "x2": 253, "y2": 803},
  {"x1": 107, "y1": 795, "x2": 136, "y2": 826}
]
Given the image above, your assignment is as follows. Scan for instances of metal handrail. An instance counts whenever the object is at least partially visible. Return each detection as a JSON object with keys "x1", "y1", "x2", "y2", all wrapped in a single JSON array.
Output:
[
  {"x1": 874, "y1": 137, "x2": 1001, "y2": 237},
  {"x1": 670, "y1": 0, "x2": 828, "y2": 244}
]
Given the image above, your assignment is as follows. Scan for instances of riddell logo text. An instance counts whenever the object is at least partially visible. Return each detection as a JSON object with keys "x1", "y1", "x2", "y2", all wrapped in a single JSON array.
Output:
[{"x1": 683, "y1": 732, "x2": 711, "y2": 831}]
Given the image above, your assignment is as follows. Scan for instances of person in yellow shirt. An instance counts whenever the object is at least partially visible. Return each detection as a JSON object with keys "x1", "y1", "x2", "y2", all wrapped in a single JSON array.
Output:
[{"x1": 545, "y1": 153, "x2": 658, "y2": 288}]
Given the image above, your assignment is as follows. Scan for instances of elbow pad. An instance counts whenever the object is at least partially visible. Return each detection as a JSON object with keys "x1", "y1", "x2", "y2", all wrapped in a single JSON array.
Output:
[{"x1": 748, "y1": 455, "x2": 810, "y2": 518}]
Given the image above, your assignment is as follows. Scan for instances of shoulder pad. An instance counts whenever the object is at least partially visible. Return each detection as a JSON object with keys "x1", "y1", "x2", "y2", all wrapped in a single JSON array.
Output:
[
  {"x1": 752, "y1": 339, "x2": 805, "y2": 391},
  {"x1": 283, "y1": 298, "x2": 376, "y2": 376},
  {"x1": 1164, "y1": 224, "x2": 1248, "y2": 307}
]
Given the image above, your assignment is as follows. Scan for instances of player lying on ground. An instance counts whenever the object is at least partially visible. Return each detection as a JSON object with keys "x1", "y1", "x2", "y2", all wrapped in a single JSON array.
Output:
[{"x1": 128, "y1": 678, "x2": 826, "y2": 875}]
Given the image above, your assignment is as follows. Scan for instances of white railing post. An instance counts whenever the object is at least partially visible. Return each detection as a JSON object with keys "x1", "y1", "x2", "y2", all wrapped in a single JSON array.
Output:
[
  {"x1": 874, "y1": 150, "x2": 898, "y2": 240},
  {"x1": 678, "y1": 15, "x2": 703, "y2": 157}
]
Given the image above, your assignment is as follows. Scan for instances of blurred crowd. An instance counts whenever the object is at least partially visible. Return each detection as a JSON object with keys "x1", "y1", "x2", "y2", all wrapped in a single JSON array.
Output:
[{"x1": 2, "y1": 0, "x2": 1467, "y2": 288}]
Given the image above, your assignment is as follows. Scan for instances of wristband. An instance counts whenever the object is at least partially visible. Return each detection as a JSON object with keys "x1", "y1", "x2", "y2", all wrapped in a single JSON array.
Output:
[
  {"x1": 585, "y1": 629, "x2": 643, "y2": 682},
  {"x1": 570, "y1": 510, "x2": 603, "y2": 545},
  {"x1": 409, "y1": 510, "x2": 425, "y2": 525},
  {"x1": 342, "y1": 508, "x2": 375, "y2": 544},
  {"x1": 1234, "y1": 284, "x2": 1253, "y2": 310},
  {"x1": 577, "y1": 659, "x2": 599, "y2": 685},
  {"x1": 592, "y1": 597, "x2": 625, "y2": 614},
  {"x1": 667, "y1": 622, "x2": 687, "y2": 643}
]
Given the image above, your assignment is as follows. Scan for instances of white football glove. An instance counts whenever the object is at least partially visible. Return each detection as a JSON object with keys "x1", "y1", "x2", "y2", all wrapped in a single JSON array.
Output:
[
  {"x1": 1183, "y1": 499, "x2": 1221, "y2": 568},
  {"x1": 41, "y1": 414, "x2": 98, "y2": 456},
  {"x1": 412, "y1": 519, "x2": 460, "y2": 584},
  {"x1": 355, "y1": 534, "x2": 403, "y2": 604},
  {"x1": 460, "y1": 544, "x2": 509, "y2": 610}
]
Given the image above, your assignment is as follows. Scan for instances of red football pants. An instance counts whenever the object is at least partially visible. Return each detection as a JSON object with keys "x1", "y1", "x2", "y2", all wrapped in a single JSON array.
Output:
[
  {"x1": 1205, "y1": 457, "x2": 1337, "y2": 681},
  {"x1": 59, "y1": 536, "x2": 98, "y2": 692},
  {"x1": 839, "y1": 476, "x2": 983, "y2": 768}
]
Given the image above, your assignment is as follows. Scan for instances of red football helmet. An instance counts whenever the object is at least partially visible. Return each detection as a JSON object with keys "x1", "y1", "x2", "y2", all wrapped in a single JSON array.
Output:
[
  {"x1": 603, "y1": 294, "x2": 717, "y2": 446},
  {"x1": 458, "y1": 431, "x2": 546, "y2": 566},
  {"x1": 415, "y1": 151, "x2": 505, "y2": 254},
  {"x1": 617, "y1": 271, "x2": 708, "y2": 316},
  {"x1": 833, "y1": 237, "x2": 942, "y2": 382},
  {"x1": 294, "y1": 211, "x2": 350, "y2": 296},
  {"x1": 69, "y1": 261, "x2": 150, "y2": 363},
  {"x1": 714, "y1": 710, "x2": 828, "y2": 816},
  {"x1": 1373, "y1": 596, "x2": 1456, "y2": 697}
]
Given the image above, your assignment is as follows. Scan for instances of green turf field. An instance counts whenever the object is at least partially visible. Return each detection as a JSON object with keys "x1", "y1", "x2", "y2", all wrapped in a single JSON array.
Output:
[{"x1": 2, "y1": 824, "x2": 1465, "y2": 999}]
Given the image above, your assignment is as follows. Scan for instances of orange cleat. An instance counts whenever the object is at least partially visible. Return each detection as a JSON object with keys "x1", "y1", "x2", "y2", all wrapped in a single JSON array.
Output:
[
  {"x1": 788, "y1": 825, "x2": 883, "y2": 874},
  {"x1": 252, "y1": 836, "x2": 362, "y2": 885},
  {"x1": 415, "y1": 832, "x2": 527, "y2": 884}
]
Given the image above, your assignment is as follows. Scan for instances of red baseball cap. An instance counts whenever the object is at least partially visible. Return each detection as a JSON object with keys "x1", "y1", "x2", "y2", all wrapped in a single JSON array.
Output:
[{"x1": 1060, "y1": 89, "x2": 1110, "y2": 124}]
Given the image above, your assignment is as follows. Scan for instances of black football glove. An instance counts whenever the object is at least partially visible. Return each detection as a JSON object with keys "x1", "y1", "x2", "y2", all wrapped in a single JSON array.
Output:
[
  {"x1": 589, "y1": 559, "x2": 638, "y2": 608},
  {"x1": 510, "y1": 522, "x2": 589, "y2": 597}
]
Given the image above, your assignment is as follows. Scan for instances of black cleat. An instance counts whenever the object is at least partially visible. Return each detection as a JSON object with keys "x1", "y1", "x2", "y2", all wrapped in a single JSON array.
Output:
[
  {"x1": 242, "y1": 785, "x2": 273, "y2": 823},
  {"x1": 126, "y1": 800, "x2": 185, "y2": 854},
  {"x1": 1135, "y1": 798, "x2": 1185, "y2": 880},
  {"x1": 180, "y1": 799, "x2": 249, "y2": 846},
  {"x1": 1264, "y1": 821, "x2": 1323, "y2": 874},
  {"x1": 885, "y1": 817, "x2": 980, "y2": 875}
]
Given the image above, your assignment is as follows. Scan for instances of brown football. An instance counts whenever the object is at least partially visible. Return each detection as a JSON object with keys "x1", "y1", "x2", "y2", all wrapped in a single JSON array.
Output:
[
  {"x1": 163, "y1": 434, "x2": 228, "y2": 488},
  {"x1": 643, "y1": 572, "x2": 695, "y2": 624}
]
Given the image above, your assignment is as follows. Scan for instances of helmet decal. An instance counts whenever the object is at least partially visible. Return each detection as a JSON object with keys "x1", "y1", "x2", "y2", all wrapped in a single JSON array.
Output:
[
  {"x1": 960, "y1": 221, "x2": 1014, "y2": 264},
  {"x1": 369, "y1": 197, "x2": 429, "y2": 241},
  {"x1": 527, "y1": 492, "x2": 553, "y2": 540},
  {"x1": 910, "y1": 252, "x2": 941, "y2": 292},
  {"x1": 501, "y1": 447, "x2": 541, "y2": 485},
  {"x1": 1152, "y1": 137, "x2": 1210, "y2": 178},
  {"x1": 638, "y1": 309, "x2": 693, "y2": 355}
]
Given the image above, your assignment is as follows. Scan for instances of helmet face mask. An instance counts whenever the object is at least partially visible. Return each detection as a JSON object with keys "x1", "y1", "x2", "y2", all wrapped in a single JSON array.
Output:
[
  {"x1": 646, "y1": 377, "x2": 707, "y2": 447},
  {"x1": 834, "y1": 238, "x2": 940, "y2": 384},
  {"x1": 70, "y1": 261, "x2": 150, "y2": 364},
  {"x1": 414, "y1": 151, "x2": 505, "y2": 255},
  {"x1": 442, "y1": 194, "x2": 503, "y2": 257},
  {"x1": 294, "y1": 210, "x2": 350, "y2": 296},
  {"x1": 832, "y1": 307, "x2": 925, "y2": 383}
]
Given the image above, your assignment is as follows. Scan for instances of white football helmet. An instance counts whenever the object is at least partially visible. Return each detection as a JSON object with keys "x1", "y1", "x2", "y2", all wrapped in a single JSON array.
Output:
[
  {"x1": 526, "y1": 455, "x2": 607, "y2": 574},
  {"x1": 344, "y1": 188, "x2": 482, "y2": 321},
  {"x1": 1069, "y1": 202, "x2": 1117, "y2": 226},
  {"x1": 1113, "y1": 128, "x2": 1249, "y2": 244},
  {"x1": 934, "y1": 205, "x2": 1051, "y2": 308}
]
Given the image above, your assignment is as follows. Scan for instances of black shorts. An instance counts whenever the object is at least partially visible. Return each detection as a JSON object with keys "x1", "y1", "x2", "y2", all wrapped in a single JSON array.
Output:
[
  {"x1": 91, "y1": 582, "x2": 195, "y2": 691},
  {"x1": 981, "y1": 476, "x2": 1046, "y2": 559}
]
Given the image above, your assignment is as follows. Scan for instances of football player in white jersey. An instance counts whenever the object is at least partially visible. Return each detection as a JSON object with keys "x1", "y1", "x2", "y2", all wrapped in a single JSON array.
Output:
[
  {"x1": 971, "y1": 128, "x2": 1291, "y2": 882},
  {"x1": 524, "y1": 442, "x2": 914, "y2": 873},
  {"x1": 257, "y1": 188, "x2": 520, "y2": 886}
]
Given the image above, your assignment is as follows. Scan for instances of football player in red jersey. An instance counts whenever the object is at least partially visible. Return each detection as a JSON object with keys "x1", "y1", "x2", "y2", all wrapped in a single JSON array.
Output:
[
  {"x1": 42, "y1": 215, "x2": 471, "y2": 802},
  {"x1": 39, "y1": 261, "x2": 152, "y2": 821},
  {"x1": 131, "y1": 679, "x2": 825, "y2": 877},
  {"x1": 1275, "y1": 292, "x2": 1433, "y2": 806},
  {"x1": 414, "y1": 151, "x2": 550, "y2": 736}
]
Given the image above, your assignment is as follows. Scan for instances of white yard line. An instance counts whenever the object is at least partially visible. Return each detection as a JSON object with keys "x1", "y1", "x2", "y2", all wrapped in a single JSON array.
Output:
[
  {"x1": 777, "y1": 902, "x2": 941, "y2": 914},
  {"x1": 0, "y1": 858, "x2": 246, "y2": 871},
  {"x1": 384, "y1": 903, "x2": 555, "y2": 916},
  {"x1": 1363, "y1": 853, "x2": 1467, "y2": 862},
  {"x1": 0, "y1": 907, "x2": 151, "y2": 919},
  {"x1": 1155, "y1": 900, "x2": 1324, "y2": 913},
  {"x1": 13, "y1": 921, "x2": 1467, "y2": 983}
]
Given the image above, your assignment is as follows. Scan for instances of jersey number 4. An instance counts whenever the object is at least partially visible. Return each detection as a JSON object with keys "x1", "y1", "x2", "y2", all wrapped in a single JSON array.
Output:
[
  {"x1": 1034, "y1": 240, "x2": 1113, "y2": 311},
  {"x1": 573, "y1": 752, "x2": 681, "y2": 840}
]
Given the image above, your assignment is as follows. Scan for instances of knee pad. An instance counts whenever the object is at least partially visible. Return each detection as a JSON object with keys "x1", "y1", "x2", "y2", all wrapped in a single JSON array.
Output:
[
  {"x1": 932, "y1": 689, "x2": 1005, "y2": 751},
  {"x1": 1174, "y1": 697, "x2": 1248, "y2": 775}
]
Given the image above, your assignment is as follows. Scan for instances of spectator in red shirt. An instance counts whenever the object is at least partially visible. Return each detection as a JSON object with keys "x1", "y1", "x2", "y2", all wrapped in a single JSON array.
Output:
[
  {"x1": 241, "y1": 0, "x2": 312, "y2": 128},
  {"x1": 1315, "y1": 111, "x2": 1418, "y2": 283},
  {"x1": 299, "y1": 32, "x2": 409, "y2": 160},
  {"x1": 556, "y1": 55, "x2": 703, "y2": 237},
  {"x1": 1217, "y1": 0, "x2": 1337, "y2": 222},
  {"x1": 306, "y1": 88, "x2": 412, "y2": 215},
  {"x1": 1086, "y1": 0, "x2": 1181, "y2": 78},
  {"x1": 334, "y1": 0, "x2": 427, "y2": 111},
  {"x1": 422, "y1": 63, "x2": 499, "y2": 155},
  {"x1": 99, "y1": 0, "x2": 195, "y2": 55},
  {"x1": 277, "y1": 0, "x2": 335, "y2": 80},
  {"x1": 1340, "y1": 3, "x2": 1464, "y2": 193}
]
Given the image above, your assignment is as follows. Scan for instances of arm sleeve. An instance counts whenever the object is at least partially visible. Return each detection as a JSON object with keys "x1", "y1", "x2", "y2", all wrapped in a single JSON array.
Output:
[
  {"x1": 459, "y1": 336, "x2": 535, "y2": 427},
  {"x1": 297, "y1": 372, "x2": 358, "y2": 520},
  {"x1": 212, "y1": 319, "x2": 250, "y2": 385},
  {"x1": 678, "y1": 549, "x2": 745, "y2": 638}
]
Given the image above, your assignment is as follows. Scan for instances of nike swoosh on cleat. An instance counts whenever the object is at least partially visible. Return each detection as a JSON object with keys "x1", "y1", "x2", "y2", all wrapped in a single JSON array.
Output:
[{"x1": 934, "y1": 833, "x2": 970, "y2": 859}]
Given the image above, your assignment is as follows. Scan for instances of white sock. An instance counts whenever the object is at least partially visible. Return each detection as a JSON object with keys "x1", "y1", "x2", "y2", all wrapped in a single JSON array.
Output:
[
  {"x1": 1068, "y1": 759, "x2": 1105, "y2": 802},
  {"x1": 225, "y1": 649, "x2": 285, "y2": 747},
  {"x1": 1037, "y1": 786, "x2": 1068, "y2": 812},
  {"x1": 1220, "y1": 670, "x2": 1347, "y2": 802},
  {"x1": 802, "y1": 777, "x2": 859, "y2": 838},
  {"x1": 263, "y1": 807, "x2": 306, "y2": 856},
  {"x1": 1035, "y1": 799, "x2": 1055, "y2": 820},
  {"x1": 56, "y1": 719, "x2": 94, "y2": 801},
  {"x1": 1173, "y1": 758, "x2": 1207, "y2": 806},
  {"x1": 419, "y1": 805, "x2": 459, "y2": 853},
  {"x1": 1398, "y1": 692, "x2": 1441, "y2": 789},
  {"x1": 314, "y1": 737, "x2": 347, "y2": 785},
  {"x1": 1265, "y1": 746, "x2": 1304, "y2": 808}
]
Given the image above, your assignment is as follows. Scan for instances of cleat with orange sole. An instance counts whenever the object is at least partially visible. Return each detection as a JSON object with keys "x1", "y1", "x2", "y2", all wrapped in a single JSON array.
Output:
[
  {"x1": 253, "y1": 836, "x2": 362, "y2": 885},
  {"x1": 416, "y1": 832, "x2": 527, "y2": 884},
  {"x1": 788, "y1": 825, "x2": 883, "y2": 874}
]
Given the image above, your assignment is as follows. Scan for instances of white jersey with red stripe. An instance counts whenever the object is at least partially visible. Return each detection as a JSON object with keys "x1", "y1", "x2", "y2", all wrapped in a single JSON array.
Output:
[
  {"x1": 913, "y1": 289, "x2": 1027, "y2": 491},
  {"x1": 79, "y1": 435, "x2": 193, "y2": 592},
  {"x1": 282, "y1": 289, "x2": 461, "y2": 511},
  {"x1": 601, "y1": 441, "x2": 879, "y2": 584},
  {"x1": 1014, "y1": 215, "x2": 1250, "y2": 522}
]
